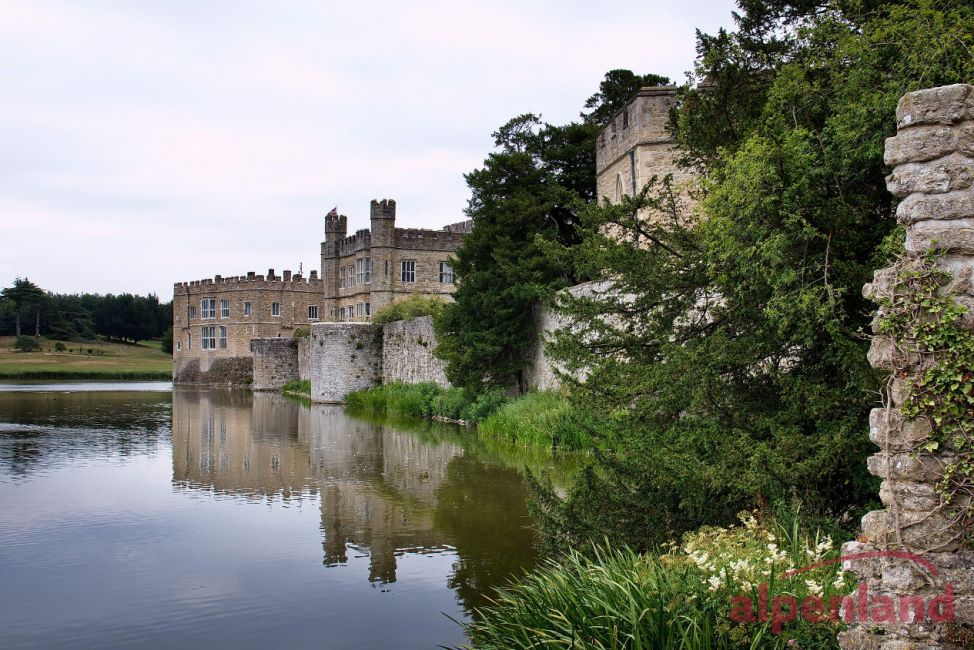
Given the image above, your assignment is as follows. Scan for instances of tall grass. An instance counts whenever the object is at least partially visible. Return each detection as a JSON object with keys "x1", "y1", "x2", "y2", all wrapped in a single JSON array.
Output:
[
  {"x1": 478, "y1": 391, "x2": 591, "y2": 450},
  {"x1": 281, "y1": 378, "x2": 310, "y2": 396},
  {"x1": 345, "y1": 382, "x2": 506, "y2": 424},
  {"x1": 345, "y1": 383, "x2": 591, "y2": 450}
]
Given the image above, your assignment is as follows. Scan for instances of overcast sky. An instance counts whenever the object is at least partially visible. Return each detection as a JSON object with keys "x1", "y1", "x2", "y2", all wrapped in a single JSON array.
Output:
[{"x1": 0, "y1": 0, "x2": 738, "y2": 299}]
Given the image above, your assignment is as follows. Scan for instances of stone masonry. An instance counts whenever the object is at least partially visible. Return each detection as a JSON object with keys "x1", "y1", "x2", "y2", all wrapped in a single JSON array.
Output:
[
  {"x1": 381, "y1": 316, "x2": 449, "y2": 388},
  {"x1": 595, "y1": 86, "x2": 696, "y2": 212},
  {"x1": 309, "y1": 323, "x2": 380, "y2": 403},
  {"x1": 321, "y1": 200, "x2": 469, "y2": 322},
  {"x1": 251, "y1": 338, "x2": 299, "y2": 391},
  {"x1": 840, "y1": 84, "x2": 974, "y2": 650},
  {"x1": 172, "y1": 270, "x2": 322, "y2": 382}
]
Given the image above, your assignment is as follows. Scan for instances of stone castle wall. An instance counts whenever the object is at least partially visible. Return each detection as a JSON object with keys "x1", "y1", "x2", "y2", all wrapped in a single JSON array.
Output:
[
  {"x1": 309, "y1": 323, "x2": 380, "y2": 403},
  {"x1": 173, "y1": 270, "x2": 322, "y2": 383},
  {"x1": 840, "y1": 84, "x2": 974, "y2": 650},
  {"x1": 297, "y1": 337, "x2": 310, "y2": 381},
  {"x1": 251, "y1": 338, "x2": 299, "y2": 391},
  {"x1": 381, "y1": 316, "x2": 449, "y2": 388}
]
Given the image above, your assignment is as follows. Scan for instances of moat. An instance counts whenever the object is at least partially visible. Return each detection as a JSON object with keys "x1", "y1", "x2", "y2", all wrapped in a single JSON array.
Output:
[{"x1": 0, "y1": 383, "x2": 568, "y2": 649}]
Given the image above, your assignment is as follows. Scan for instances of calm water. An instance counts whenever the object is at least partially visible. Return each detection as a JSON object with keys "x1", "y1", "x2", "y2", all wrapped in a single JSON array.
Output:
[{"x1": 0, "y1": 384, "x2": 558, "y2": 649}]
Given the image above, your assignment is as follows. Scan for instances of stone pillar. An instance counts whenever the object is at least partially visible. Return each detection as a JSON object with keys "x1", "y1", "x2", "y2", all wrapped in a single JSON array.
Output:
[
  {"x1": 251, "y1": 338, "x2": 299, "y2": 391},
  {"x1": 309, "y1": 323, "x2": 379, "y2": 403},
  {"x1": 840, "y1": 84, "x2": 974, "y2": 649}
]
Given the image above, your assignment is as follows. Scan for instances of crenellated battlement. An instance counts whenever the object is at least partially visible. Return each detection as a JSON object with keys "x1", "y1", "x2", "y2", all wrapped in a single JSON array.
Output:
[
  {"x1": 335, "y1": 229, "x2": 373, "y2": 257},
  {"x1": 394, "y1": 227, "x2": 467, "y2": 250},
  {"x1": 174, "y1": 268, "x2": 322, "y2": 291}
]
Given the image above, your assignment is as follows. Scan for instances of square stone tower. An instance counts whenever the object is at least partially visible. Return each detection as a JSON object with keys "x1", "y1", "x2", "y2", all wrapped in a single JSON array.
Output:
[{"x1": 595, "y1": 86, "x2": 694, "y2": 209}]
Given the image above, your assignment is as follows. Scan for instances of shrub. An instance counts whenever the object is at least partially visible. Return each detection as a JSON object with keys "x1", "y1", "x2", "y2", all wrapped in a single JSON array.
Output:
[
  {"x1": 371, "y1": 294, "x2": 447, "y2": 325},
  {"x1": 292, "y1": 326, "x2": 310, "y2": 339},
  {"x1": 462, "y1": 513, "x2": 849, "y2": 649},
  {"x1": 54, "y1": 342, "x2": 66, "y2": 352},
  {"x1": 13, "y1": 336, "x2": 41, "y2": 352}
]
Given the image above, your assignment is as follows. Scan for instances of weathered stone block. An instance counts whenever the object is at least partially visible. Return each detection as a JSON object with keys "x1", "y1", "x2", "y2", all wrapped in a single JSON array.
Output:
[
  {"x1": 869, "y1": 408, "x2": 932, "y2": 448},
  {"x1": 885, "y1": 126, "x2": 960, "y2": 166},
  {"x1": 897, "y1": 187, "x2": 974, "y2": 224},
  {"x1": 889, "y1": 155, "x2": 974, "y2": 201},
  {"x1": 896, "y1": 84, "x2": 973, "y2": 129},
  {"x1": 880, "y1": 479, "x2": 941, "y2": 512},
  {"x1": 867, "y1": 335, "x2": 921, "y2": 370},
  {"x1": 906, "y1": 220, "x2": 974, "y2": 255},
  {"x1": 867, "y1": 451, "x2": 947, "y2": 482},
  {"x1": 864, "y1": 266, "x2": 899, "y2": 302}
]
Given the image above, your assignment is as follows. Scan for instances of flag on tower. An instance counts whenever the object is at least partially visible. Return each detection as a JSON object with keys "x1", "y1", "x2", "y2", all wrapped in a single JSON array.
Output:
[{"x1": 326, "y1": 207, "x2": 338, "y2": 217}]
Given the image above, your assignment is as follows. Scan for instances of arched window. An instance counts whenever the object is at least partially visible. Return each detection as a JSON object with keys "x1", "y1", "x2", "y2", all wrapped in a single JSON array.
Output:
[{"x1": 615, "y1": 173, "x2": 625, "y2": 204}]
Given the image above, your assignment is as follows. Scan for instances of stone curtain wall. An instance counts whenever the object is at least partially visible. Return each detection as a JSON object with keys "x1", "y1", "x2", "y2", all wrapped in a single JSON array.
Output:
[
  {"x1": 309, "y1": 323, "x2": 380, "y2": 403},
  {"x1": 251, "y1": 338, "x2": 299, "y2": 391},
  {"x1": 382, "y1": 316, "x2": 449, "y2": 388},
  {"x1": 297, "y1": 337, "x2": 310, "y2": 381},
  {"x1": 840, "y1": 85, "x2": 974, "y2": 649}
]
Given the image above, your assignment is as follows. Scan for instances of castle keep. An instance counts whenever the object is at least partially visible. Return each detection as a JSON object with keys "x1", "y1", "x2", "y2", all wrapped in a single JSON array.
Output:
[{"x1": 172, "y1": 199, "x2": 469, "y2": 383}]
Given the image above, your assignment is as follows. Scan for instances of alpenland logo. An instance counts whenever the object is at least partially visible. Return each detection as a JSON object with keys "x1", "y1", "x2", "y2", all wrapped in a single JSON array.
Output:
[{"x1": 729, "y1": 550, "x2": 954, "y2": 635}]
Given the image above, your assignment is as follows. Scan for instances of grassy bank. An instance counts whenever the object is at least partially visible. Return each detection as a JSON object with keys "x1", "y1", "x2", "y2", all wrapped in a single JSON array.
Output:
[
  {"x1": 0, "y1": 336, "x2": 172, "y2": 379},
  {"x1": 345, "y1": 383, "x2": 591, "y2": 450}
]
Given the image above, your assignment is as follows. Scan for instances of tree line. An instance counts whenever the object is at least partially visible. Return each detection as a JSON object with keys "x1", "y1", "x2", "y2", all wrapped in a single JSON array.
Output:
[{"x1": 1, "y1": 278, "x2": 172, "y2": 344}]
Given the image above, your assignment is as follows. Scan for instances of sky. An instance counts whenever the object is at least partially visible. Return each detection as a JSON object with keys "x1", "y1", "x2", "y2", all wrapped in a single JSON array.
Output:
[{"x1": 0, "y1": 0, "x2": 738, "y2": 299}]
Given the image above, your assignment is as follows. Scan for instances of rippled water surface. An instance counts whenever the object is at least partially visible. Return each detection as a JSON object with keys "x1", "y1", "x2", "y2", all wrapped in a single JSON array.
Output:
[{"x1": 0, "y1": 384, "x2": 560, "y2": 649}]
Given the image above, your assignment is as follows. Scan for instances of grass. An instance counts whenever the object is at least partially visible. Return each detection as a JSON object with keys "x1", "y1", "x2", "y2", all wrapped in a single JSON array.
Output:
[
  {"x1": 345, "y1": 383, "x2": 591, "y2": 450},
  {"x1": 281, "y1": 378, "x2": 311, "y2": 397},
  {"x1": 479, "y1": 391, "x2": 592, "y2": 449},
  {"x1": 0, "y1": 336, "x2": 172, "y2": 379}
]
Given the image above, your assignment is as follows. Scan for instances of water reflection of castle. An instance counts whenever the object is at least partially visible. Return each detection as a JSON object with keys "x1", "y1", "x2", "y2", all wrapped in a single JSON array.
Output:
[{"x1": 171, "y1": 388, "x2": 495, "y2": 586}]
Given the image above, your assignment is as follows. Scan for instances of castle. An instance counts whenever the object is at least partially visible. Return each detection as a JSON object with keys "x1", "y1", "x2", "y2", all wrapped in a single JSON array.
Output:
[
  {"x1": 172, "y1": 85, "x2": 680, "y2": 385},
  {"x1": 172, "y1": 200, "x2": 470, "y2": 382}
]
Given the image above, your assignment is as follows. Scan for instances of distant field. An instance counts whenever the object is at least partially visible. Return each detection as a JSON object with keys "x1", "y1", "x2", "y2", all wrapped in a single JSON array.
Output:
[{"x1": 0, "y1": 336, "x2": 172, "y2": 379}]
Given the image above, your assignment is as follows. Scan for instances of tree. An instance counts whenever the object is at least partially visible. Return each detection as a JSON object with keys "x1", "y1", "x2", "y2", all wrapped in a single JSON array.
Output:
[
  {"x1": 581, "y1": 69, "x2": 671, "y2": 126},
  {"x1": 436, "y1": 71, "x2": 670, "y2": 393},
  {"x1": 1, "y1": 279, "x2": 47, "y2": 338},
  {"x1": 161, "y1": 326, "x2": 173, "y2": 354},
  {"x1": 532, "y1": 0, "x2": 974, "y2": 551}
]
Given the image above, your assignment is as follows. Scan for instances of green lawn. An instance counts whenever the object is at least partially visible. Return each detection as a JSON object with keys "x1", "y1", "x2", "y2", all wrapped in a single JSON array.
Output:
[{"x1": 0, "y1": 336, "x2": 172, "y2": 379}]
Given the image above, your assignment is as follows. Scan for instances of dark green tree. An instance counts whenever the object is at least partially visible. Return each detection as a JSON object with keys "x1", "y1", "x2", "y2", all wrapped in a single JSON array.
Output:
[
  {"x1": 1, "y1": 278, "x2": 47, "y2": 337},
  {"x1": 533, "y1": 0, "x2": 974, "y2": 551},
  {"x1": 436, "y1": 71, "x2": 670, "y2": 392}
]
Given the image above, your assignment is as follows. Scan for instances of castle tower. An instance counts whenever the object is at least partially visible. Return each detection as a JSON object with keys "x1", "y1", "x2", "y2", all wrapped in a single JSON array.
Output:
[
  {"x1": 369, "y1": 199, "x2": 396, "y2": 313},
  {"x1": 322, "y1": 211, "x2": 348, "y2": 318},
  {"x1": 595, "y1": 86, "x2": 693, "y2": 217}
]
